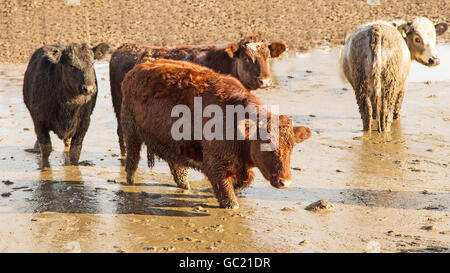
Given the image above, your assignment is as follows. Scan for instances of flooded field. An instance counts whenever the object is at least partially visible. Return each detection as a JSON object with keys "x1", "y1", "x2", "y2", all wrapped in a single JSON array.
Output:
[{"x1": 0, "y1": 46, "x2": 449, "y2": 253}]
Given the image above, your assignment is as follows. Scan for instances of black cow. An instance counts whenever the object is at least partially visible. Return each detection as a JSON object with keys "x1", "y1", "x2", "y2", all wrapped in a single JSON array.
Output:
[{"x1": 23, "y1": 42, "x2": 109, "y2": 167}]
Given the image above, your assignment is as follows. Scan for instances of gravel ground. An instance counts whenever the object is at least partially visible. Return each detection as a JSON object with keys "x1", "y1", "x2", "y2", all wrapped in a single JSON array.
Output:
[{"x1": 0, "y1": 0, "x2": 448, "y2": 63}]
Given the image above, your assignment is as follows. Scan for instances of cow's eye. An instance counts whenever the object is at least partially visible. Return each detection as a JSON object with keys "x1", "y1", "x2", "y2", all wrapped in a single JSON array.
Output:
[{"x1": 414, "y1": 37, "x2": 421, "y2": 44}]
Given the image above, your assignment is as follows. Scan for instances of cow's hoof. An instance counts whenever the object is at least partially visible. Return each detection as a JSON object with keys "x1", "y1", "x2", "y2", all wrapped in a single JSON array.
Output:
[
  {"x1": 126, "y1": 176, "x2": 134, "y2": 185},
  {"x1": 177, "y1": 183, "x2": 191, "y2": 190},
  {"x1": 220, "y1": 200, "x2": 239, "y2": 209}
]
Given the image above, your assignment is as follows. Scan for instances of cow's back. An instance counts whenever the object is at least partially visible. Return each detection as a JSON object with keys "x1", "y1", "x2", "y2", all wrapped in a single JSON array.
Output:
[
  {"x1": 109, "y1": 44, "x2": 143, "y2": 111},
  {"x1": 110, "y1": 44, "x2": 144, "y2": 79},
  {"x1": 342, "y1": 23, "x2": 410, "y2": 88},
  {"x1": 121, "y1": 59, "x2": 255, "y2": 166},
  {"x1": 109, "y1": 44, "x2": 199, "y2": 112}
]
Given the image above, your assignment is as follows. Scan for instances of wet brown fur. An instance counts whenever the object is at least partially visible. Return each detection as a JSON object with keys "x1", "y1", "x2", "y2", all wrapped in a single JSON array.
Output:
[
  {"x1": 109, "y1": 37, "x2": 286, "y2": 157},
  {"x1": 121, "y1": 59, "x2": 310, "y2": 208}
]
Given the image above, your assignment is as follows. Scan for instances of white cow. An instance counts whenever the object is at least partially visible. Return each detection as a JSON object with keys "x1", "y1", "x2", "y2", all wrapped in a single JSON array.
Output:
[{"x1": 341, "y1": 17, "x2": 448, "y2": 132}]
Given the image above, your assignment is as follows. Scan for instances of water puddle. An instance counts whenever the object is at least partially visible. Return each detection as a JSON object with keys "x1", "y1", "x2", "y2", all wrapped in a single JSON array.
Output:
[{"x1": 0, "y1": 45, "x2": 449, "y2": 252}]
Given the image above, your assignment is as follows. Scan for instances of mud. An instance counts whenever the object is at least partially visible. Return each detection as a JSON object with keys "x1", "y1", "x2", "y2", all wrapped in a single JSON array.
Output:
[
  {"x1": 0, "y1": 0, "x2": 449, "y2": 64},
  {"x1": 0, "y1": 46, "x2": 449, "y2": 253}
]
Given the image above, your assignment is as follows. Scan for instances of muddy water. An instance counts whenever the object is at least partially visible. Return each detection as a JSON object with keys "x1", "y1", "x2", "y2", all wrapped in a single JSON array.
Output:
[{"x1": 0, "y1": 46, "x2": 449, "y2": 253}]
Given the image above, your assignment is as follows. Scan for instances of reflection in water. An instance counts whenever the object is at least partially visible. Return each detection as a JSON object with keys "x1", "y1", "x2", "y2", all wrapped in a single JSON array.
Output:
[
  {"x1": 347, "y1": 121, "x2": 410, "y2": 207},
  {"x1": 344, "y1": 121, "x2": 448, "y2": 211},
  {"x1": 33, "y1": 166, "x2": 94, "y2": 214},
  {"x1": 27, "y1": 167, "x2": 212, "y2": 217}
]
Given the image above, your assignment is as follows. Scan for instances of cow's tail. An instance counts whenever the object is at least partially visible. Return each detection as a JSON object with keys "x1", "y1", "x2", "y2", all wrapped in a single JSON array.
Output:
[{"x1": 370, "y1": 25, "x2": 383, "y2": 132}]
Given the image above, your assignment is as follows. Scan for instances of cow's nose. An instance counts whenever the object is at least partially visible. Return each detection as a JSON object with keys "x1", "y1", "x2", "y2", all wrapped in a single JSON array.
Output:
[
  {"x1": 428, "y1": 57, "x2": 440, "y2": 66},
  {"x1": 258, "y1": 78, "x2": 272, "y2": 88},
  {"x1": 278, "y1": 179, "x2": 292, "y2": 189},
  {"x1": 81, "y1": 85, "x2": 95, "y2": 94}
]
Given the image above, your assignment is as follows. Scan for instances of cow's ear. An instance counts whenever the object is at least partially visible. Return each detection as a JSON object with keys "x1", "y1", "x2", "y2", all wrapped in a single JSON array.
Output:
[
  {"x1": 225, "y1": 43, "x2": 239, "y2": 59},
  {"x1": 269, "y1": 42, "x2": 286, "y2": 58},
  {"x1": 397, "y1": 23, "x2": 412, "y2": 38},
  {"x1": 435, "y1": 23, "x2": 448, "y2": 36},
  {"x1": 43, "y1": 46, "x2": 62, "y2": 64},
  {"x1": 293, "y1": 126, "x2": 311, "y2": 143},
  {"x1": 92, "y1": 43, "x2": 110, "y2": 60},
  {"x1": 237, "y1": 118, "x2": 257, "y2": 140}
]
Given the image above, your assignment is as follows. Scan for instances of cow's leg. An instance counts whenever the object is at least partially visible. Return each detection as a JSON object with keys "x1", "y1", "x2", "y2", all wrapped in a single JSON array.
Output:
[
  {"x1": 380, "y1": 93, "x2": 393, "y2": 132},
  {"x1": 117, "y1": 119, "x2": 126, "y2": 158},
  {"x1": 62, "y1": 138, "x2": 72, "y2": 165},
  {"x1": 35, "y1": 126, "x2": 52, "y2": 168},
  {"x1": 214, "y1": 176, "x2": 239, "y2": 209},
  {"x1": 385, "y1": 94, "x2": 396, "y2": 132},
  {"x1": 393, "y1": 90, "x2": 405, "y2": 120},
  {"x1": 203, "y1": 162, "x2": 239, "y2": 209},
  {"x1": 69, "y1": 106, "x2": 93, "y2": 165},
  {"x1": 69, "y1": 141, "x2": 83, "y2": 165},
  {"x1": 385, "y1": 97, "x2": 395, "y2": 133},
  {"x1": 357, "y1": 94, "x2": 372, "y2": 132},
  {"x1": 146, "y1": 146, "x2": 155, "y2": 168},
  {"x1": 112, "y1": 87, "x2": 126, "y2": 158},
  {"x1": 233, "y1": 168, "x2": 254, "y2": 193},
  {"x1": 371, "y1": 92, "x2": 382, "y2": 132},
  {"x1": 64, "y1": 138, "x2": 72, "y2": 152},
  {"x1": 121, "y1": 109, "x2": 142, "y2": 185},
  {"x1": 124, "y1": 134, "x2": 142, "y2": 184},
  {"x1": 69, "y1": 122, "x2": 90, "y2": 165},
  {"x1": 364, "y1": 96, "x2": 373, "y2": 132},
  {"x1": 168, "y1": 161, "x2": 190, "y2": 189}
]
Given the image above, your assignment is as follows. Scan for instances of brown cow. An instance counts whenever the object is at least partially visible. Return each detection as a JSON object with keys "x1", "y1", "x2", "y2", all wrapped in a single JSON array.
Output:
[
  {"x1": 110, "y1": 36, "x2": 286, "y2": 157},
  {"x1": 121, "y1": 59, "x2": 310, "y2": 209}
]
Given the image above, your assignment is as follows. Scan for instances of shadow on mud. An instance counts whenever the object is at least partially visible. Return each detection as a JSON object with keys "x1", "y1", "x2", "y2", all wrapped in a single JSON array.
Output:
[
  {"x1": 246, "y1": 185, "x2": 450, "y2": 211},
  {"x1": 404, "y1": 246, "x2": 450, "y2": 253},
  {"x1": 0, "y1": 178, "x2": 213, "y2": 217}
]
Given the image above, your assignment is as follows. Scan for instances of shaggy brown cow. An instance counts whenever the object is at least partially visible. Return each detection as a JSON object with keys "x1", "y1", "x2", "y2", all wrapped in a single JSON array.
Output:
[
  {"x1": 341, "y1": 17, "x2": 448, "y2": 132},
  {"x1": 121, "y1": 59, "x2": 310, "y2": 209},
  {"x1": 110, "y1": 36, "x2": 286, "y2": 157}
]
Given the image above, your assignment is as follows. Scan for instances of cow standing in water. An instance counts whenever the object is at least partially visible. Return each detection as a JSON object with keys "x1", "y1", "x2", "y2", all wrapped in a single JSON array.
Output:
[
  {"x1": 110, "y1": 36, "x2": 286, "y2": 157},
  {"x1": 121, "y1": 59, "x2": 311, "y2": 209},
  {"x1": 341, "y1": 17, "x2": 447, "y2": 132},
  {"x1": 23, "y1": 43, "x2": 109, "y2": 168}
]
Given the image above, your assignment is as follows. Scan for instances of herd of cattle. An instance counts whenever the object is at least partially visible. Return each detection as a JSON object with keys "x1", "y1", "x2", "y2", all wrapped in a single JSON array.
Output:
[{"x1": 21, "y1": 17, "x2": 447, "y2": 208}]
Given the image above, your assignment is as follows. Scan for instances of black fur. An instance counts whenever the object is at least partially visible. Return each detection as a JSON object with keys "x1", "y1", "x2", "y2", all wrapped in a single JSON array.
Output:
[{"x1": 23, "y1": 42, "x2": 109, "y2": 167}]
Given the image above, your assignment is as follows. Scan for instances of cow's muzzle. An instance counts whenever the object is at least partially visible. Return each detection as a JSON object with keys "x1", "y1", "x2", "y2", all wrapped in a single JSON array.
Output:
[
  {"x1": 427, "y1": 57, "x2": 440, "y2": 67},
  {"x1": 270, "y1": 179, "x2": 292, "y2": 189},
  {"x1": 258, "y1": 78, "x2": 272, "y2": 88},
  {"x1": 81, "y1": 85, "x2": 96, "y2": 95}
]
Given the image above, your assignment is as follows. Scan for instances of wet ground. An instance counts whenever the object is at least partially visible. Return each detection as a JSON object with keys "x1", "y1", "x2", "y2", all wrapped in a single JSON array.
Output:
[{"x1": 0, "y1": 46, "x2": 449, "y2": 253}]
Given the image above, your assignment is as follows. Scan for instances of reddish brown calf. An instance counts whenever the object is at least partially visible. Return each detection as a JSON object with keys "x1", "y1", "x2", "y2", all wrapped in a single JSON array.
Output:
[{"x1": 121, "y1": 59, "x2": 310, "y2": 209}]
